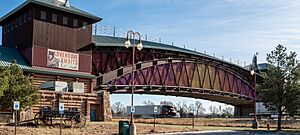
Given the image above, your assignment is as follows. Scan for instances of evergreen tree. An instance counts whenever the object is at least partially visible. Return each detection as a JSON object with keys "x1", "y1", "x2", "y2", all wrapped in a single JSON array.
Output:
[
  {"x1": 0, "y1": 66, "x2": 9, "y2": 96},
  {"x1": 259, "y1": 44, "x2": 300, "y2": 130},
  {"x1": 0, "y1": 61, "x2": 39, "y2": 110}
]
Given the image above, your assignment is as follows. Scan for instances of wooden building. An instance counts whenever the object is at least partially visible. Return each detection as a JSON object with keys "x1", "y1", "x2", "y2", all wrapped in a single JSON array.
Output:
[{"x1": 0, "y1": 0, "x2": 111, "y2": 121}]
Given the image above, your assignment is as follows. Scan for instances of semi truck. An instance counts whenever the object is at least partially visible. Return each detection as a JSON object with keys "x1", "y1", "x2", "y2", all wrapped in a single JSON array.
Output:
[{"x1": 127, "y1": 105, "x2": 179, "y2": 118}]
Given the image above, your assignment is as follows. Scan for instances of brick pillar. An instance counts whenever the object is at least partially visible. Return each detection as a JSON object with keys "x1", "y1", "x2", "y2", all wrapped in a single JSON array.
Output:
[{"x1": 102, "y1": 90, "x2": 112, "y2": 121}]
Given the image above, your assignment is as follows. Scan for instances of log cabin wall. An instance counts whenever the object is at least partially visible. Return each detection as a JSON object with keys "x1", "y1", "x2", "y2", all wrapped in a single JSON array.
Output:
[
  {"x1": 21, "y1": 73, "x2": 103, "y2": 121},
  {"x1": 26, "y1": 91, "x2": 102, "y2": 122},
  {"x1": 31, "y1": 74, "x2": 92, "y2": 93}
]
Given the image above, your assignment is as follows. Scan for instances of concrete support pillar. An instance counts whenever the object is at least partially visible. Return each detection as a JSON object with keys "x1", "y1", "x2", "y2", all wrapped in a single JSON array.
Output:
[{"x1": 234, "y1": 104, "x2": 253, "y2": 117}]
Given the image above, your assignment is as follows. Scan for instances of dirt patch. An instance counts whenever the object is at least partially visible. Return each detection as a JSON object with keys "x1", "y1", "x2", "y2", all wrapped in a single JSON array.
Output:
[{"x1": 0, "y1": 122, "x2": 194, "y2": 135}]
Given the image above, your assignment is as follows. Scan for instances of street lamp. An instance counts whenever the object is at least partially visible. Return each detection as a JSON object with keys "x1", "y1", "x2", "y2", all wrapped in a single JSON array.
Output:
[
  {"x1": 124, "y1": 30, "x2": 143, "y2": 135},
  {"x1": 251, "y1": 52, "x2": 259, "y2": 129}
]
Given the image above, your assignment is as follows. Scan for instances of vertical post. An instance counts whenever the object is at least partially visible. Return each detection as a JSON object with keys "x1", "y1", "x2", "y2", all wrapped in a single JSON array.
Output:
[
  {"x1": 125, "y1": 31, "x2": 142, "y2": 135},
  {"x1": 14, "y1": 110, "x2": 17, "y2": 135},
  {"x1": 113, "y1": 26, "x2": 116, "y2": 37},
  {"x1": 60, "y1": 113, "x2": 62, "y2": 135},
  {"x1": 251, "y1": 51, "x2": 259, "y2": 130},
  {"x1": 253, "y1": 71, "x2": 258, "y2": 128},
  {"x1": 129, "y1": 32, "x2": 137, "y2": 135},
  {"x1": 192, "y1": 113, "x2": 195, "y2": 130},
  {"x1": 94, "y1": 23, "x2": 97, "y2": 35},
  {"x1": 130, "y1": 33, "x2": 135, "y2": 126},
  {"x1": 226, "y1": 116, "x2": 228, "y2": 126},
  {"x1": 254, "y1": 72, "x2": 257, "y2": 119},
  {"x1": 154, "y1": 114, "x2": 156, "y2": 130}
]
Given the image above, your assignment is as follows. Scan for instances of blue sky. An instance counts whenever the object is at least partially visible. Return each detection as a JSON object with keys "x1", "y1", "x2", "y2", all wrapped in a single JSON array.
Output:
[{"x1": 1, "y1": 0, "x2": 300, "y2": 113}]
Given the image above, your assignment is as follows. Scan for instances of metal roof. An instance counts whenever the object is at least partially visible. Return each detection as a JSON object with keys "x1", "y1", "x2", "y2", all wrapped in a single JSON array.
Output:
[
  {"x1": 92, "y1": 35, "x2": 247, "y2": 68},
  {"x1": 0, "y1": 46, "x2": 96, "y2": 79},
  {"x1": 93, "y1": 35, "x2": 217, "y2": 58},
  {"x1": 0, "y1": 0, "x2": 101, "y2": 25}
]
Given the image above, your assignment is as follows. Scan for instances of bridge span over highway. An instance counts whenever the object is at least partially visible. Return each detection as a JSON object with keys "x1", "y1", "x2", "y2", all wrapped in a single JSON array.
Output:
[{"x1": 91, "y1": 35, "x2": 261, "y2": 116}]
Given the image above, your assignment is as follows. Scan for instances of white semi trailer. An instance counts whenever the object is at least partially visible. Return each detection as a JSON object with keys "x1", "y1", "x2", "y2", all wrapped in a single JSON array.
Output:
[{"x1": 127, "y1": 105, "x2": 179, "y2": 118}]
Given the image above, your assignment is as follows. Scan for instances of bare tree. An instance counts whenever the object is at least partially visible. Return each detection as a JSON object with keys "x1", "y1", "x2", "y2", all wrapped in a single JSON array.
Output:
[
  {"x1": 221, "y1": 107, "x2": 233, "y2": 117},
  {"x1": 188, "y1": 103, "x2": 195, "y2": 113},
  {"x1": 195, "y1": 101, "x2": 205, "y2": 116},
  {"x1": 209, "y1": 105, "x2": 219, "y2": 117},
  {"x1": 176, "y1": 101, "x2": 189, "y2": 117},
  {"x1": 160, "y1": 100, "x2": 174, "y2": 106},
  {"x1": 111, "y1": 102, "x2": 124, "y2": 115},
  {"x1": 143, "y1": 100, "x2": 155, "y2": 106}
]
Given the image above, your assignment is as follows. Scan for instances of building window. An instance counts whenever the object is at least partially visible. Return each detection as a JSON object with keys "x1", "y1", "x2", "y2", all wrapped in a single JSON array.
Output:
[
  {"x1": 41, "y1": 11, "x2": 47, "y2": 20},
  {"x1": 63, "y1": 16, "x2": 68, "y2": 25},
  {"x1": 9, "y1": 23, "x2": 12, "y2": 31},
  {"x1": 73, "y1": 19, "x2": 78, "y2": 27},
  {"x1": 9, "y1": 22, "x2": 13, "y2": 31},
  {"x1": 15, "y1": 19, "x2": 18, "y2": 28},
  {"x1": 24, "y1": 13, "x2": 27, "y2": 23},
  {"x1": 52, "y1": 13, "x2": 57, "y2": 22},
  {"x1": 3, "y1": 25, "x2": 6, "y2": 34},
  {"x1": 28, "y1": 11, "x2": 32, "y2": 20},
  {"x1": 19, "y1": 16, "x2": 23, "y2": 26},
  {"x1": 5, "y1": 24, "x2": 8, "y2": 33},
  {"x1": 82, "y1": 21, "x2": 87, "y2": 29}
]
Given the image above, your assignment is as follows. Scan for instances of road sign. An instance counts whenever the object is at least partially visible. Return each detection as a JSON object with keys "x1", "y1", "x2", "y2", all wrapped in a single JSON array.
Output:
[
  {"x1": 13, "y1": 101, "x2": 20, "y2": 110},
  {"x1": 59, "y1": 103, "x2": 64, "y2": 114},
  {"x1": 131, "y1": 106, "x2": 135, "y2": 113},
  {"x1": 154, "y1": 106, "x2": 158, "y2": 113}
]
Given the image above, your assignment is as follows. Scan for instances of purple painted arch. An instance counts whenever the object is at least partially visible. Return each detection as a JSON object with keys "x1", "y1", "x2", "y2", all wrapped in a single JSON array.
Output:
[{"x1": 99, "y1": 58, "x2": 256, "y2": 106}]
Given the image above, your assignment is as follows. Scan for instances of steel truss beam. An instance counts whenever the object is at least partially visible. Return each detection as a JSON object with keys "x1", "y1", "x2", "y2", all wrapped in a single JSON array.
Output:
[{"x1": 96, "y1": 58, "x2": 255, "y2": 106}]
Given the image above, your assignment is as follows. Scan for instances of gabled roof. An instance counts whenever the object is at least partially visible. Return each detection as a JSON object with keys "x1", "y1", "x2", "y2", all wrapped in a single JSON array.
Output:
[
  {"x1": 0, "y1": 46, "x2": 96, "y2": 79},
  {"x1": 0, "y1": 0, "x2": 101, "y2": 25}
]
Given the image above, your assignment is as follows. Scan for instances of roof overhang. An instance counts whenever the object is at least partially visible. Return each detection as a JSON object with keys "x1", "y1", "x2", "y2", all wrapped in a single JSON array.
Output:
[{"x1": 0, "y1": 0, "x2": 102, "y2": 25}]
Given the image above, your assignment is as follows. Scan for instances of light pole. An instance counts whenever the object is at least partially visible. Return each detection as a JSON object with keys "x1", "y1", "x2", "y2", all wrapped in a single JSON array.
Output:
[
  {"x1": 251, "y1": 52, "x2": 259, "y2": 129},
  {"x1": 124, "y1": 30, "x2": 143, "y2": 135}
]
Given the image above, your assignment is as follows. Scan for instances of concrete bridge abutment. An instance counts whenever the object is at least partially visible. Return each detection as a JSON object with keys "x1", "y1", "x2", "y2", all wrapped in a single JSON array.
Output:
[{"x1": 234, "y1": 104, "x2": 254, "y2": 117}]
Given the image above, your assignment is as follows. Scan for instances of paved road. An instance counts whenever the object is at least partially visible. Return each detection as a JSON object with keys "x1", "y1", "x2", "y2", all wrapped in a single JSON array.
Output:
[{"x1": 149, "y1": 130, "x2": 300, "y2": 135}]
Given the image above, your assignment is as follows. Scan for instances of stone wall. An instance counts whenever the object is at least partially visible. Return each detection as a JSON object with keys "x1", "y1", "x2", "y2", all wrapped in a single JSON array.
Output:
[{"x1": 101, "y1": 90, "x2": 112, "y2": 121}]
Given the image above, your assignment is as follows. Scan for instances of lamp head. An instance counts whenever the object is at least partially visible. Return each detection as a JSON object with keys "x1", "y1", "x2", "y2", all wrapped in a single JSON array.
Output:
[
  {"x1": 137, "y1": 41, "x2": 143, "y2": 51},
  {"x1": 250, "y1": 70, "x2": 255, "y2": 75},
  {"x1": 124, "y1": 39, "x2": 131, "y2": 48}
]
